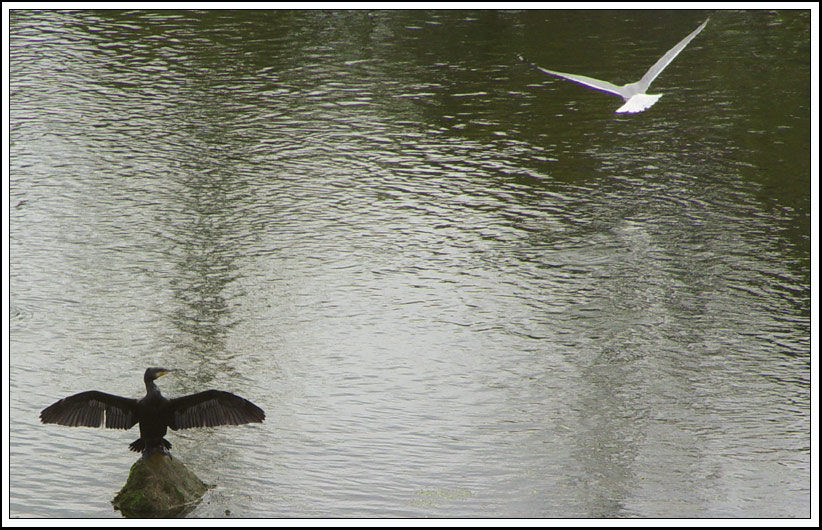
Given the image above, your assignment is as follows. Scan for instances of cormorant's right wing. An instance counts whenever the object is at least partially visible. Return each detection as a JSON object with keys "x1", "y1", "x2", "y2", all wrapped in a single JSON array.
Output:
[{"x1": 167, "y1": 390, "x2": 265, "y2": 430}]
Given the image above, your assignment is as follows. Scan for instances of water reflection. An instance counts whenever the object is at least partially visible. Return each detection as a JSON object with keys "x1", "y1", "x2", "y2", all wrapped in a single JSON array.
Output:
[
  {"x1": 164, "y1": 166, "x2": 241, "y2": 356},
  {"x1": 10, "y1": 9, "x2": 810, "y2": 518}
]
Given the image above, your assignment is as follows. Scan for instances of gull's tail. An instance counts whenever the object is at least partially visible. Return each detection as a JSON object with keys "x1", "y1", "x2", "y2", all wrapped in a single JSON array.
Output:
[{"x1": 616, "y1": 94, "x2": 662, "y2": 113}]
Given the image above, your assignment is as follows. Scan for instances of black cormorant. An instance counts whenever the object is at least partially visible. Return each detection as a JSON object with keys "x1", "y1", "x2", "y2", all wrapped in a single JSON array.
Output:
[{"x1": 40, "y1": 367, "x2": 265, "y2": 459}]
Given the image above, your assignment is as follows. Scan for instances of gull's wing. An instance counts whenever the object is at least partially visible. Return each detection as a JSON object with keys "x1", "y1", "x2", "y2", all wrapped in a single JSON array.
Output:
[
  {"x1": 533, "y1": 66, "x2": 627, "y2": 98},
  {"x1": 518, "y1": 54, "x2": 626, "y2": 98},
  {"x1": 637, "y1": 19, "x2": 709, "y2": 92}
]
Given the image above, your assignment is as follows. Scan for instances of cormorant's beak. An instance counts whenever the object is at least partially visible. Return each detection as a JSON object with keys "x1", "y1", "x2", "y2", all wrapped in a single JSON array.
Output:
[{"x1": 157, "y1": 369, "x2": 173, "y2": 378}]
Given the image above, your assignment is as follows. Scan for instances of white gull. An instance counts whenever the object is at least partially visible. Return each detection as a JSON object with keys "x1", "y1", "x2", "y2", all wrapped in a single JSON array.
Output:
[{"x1": 519, "y1": 19, "x2": 709, "y2": 113}]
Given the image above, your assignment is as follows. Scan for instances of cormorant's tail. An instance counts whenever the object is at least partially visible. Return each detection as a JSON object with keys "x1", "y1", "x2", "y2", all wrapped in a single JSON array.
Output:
[{"x1": 128, "y1": 438, "x2": 172, "y2": 453}]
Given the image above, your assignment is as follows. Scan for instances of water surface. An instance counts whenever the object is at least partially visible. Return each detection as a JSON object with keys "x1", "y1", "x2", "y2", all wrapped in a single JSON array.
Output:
[{"x1": 9, "y1": 9, "x2": 810, "y2": 518}]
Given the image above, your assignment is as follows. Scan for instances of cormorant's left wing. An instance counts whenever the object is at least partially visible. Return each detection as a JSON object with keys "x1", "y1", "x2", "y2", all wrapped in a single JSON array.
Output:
[{"x1": 40, "y1": 391, "x2": 138, "y2": 429}]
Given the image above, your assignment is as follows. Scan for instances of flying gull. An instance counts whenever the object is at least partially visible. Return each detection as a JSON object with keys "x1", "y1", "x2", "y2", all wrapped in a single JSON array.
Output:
[{"x1": 519, "y1": 19, "x2": 709, "y2": 113}]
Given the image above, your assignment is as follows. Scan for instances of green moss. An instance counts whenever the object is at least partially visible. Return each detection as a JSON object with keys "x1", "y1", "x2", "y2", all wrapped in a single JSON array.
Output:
[{"x1": 112, "y1": 455, "x2": 211, "y2": 518}]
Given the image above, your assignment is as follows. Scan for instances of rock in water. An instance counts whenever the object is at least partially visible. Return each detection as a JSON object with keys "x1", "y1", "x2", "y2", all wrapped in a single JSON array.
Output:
[{"x1": 112, "y1": 454, "x2": 211, "y2": 518}]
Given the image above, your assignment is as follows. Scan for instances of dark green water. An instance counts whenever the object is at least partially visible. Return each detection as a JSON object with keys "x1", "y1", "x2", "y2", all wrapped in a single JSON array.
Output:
[{"x1": 9, "y1": 9, "x2": 810, "y2": 518}]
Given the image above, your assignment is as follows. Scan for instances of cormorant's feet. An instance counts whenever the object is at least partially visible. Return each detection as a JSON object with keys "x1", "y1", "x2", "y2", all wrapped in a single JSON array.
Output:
[{"x1": 141, "y1": 444, "x2": 173, "y2": 462}]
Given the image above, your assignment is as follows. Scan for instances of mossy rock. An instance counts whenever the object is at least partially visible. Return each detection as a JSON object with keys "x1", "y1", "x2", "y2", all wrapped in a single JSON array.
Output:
[{"x1": 112, "y1": 454, "x2": 211, "y2": 518}]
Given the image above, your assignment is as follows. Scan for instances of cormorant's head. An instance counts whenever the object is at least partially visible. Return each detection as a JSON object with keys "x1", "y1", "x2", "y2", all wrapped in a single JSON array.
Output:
[{"x1": 144, "y1": 367, "x2": 172, "y2": 382}]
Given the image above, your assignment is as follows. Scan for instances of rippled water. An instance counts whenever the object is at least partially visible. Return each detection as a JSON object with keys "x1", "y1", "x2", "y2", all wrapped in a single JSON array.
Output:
[{"x1": 9, "y1": 9, "x2": 810, "y2": 518}]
